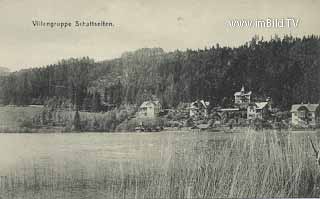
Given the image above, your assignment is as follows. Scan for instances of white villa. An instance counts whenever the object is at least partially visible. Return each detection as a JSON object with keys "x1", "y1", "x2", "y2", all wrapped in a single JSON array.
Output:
[
  {"x1": 138, "y1": 100, "x2": 162, "y2": 118},
  {"x1": 247, "y1": 102, "x2": 271, "y2": 121},
  {"x1": 234, "y1": 86, "x2": 252, "y2": 106},
  {"x1": 291, "y1": 103, "x2": 320, "y2": 128}
]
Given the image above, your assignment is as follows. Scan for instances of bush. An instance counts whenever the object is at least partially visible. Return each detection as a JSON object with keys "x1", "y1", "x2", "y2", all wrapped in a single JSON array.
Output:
[
  {"x1": 116, "y1": 117, "x2": 166, "y2": 132},
  {"x1": 20, "y1": 118, "x2": 33, "y2": 128},
  {"x1": 32, "y1": 105, "x2": 138, "y2": 132},
  {"x1": 184, "y1": 118, "x2": 194, "y2": 127}
]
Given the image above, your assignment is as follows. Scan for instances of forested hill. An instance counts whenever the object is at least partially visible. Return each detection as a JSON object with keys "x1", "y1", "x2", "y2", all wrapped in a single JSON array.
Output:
[
  {"x1": 0, "y1": 35, "x2": 319, "y2": 110},
  {"x1": 0, "y1": 67, "x2": 10, "y2": 76}
]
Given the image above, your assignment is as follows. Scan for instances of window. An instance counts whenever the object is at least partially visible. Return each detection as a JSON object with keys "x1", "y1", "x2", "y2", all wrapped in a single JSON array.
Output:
[{"x1": 298, "y1": 111, "x2": 306, "y2": 118}]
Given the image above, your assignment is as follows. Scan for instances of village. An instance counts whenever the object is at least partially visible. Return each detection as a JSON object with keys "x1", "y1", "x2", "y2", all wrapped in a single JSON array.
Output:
[{"x1": 134, "y1": 86, "x2": 320, "y2": 132}]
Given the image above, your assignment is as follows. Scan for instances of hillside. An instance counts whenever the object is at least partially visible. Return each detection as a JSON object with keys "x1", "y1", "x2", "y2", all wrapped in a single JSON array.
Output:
[
  {"x1": 0, "y1": 35, "x2": 319, "y2": 110},
  {"x1": 0, "y1": 67, "x2": 10, "y2": 76},
  {"x1": 0, "y1": 106, "x2": 43, "y2": 131}
]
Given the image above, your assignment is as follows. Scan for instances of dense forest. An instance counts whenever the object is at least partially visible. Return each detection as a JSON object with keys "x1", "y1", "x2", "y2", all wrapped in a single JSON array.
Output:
[{"x1": 0, "y1": 35, "x2": 319, "y2": 110}]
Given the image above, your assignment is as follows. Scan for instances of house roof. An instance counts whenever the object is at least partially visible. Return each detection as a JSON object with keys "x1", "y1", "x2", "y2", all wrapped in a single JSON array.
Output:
[
  {"x1": 234, "y1": 91, "x2": 252, "y2": 96},
  {"x1": 190, "y1": 100, "x2": 209, "y2": 109},
  {"x1": 248, "y1": 102, "x2": 269, "y2": 110},
  {"x1": 140, "y1": 100, "x2": 161, "y2": 108},
  {"x1": 234, "y1": 86, "x2": 252, "y2": 96},
  {"x1": 255, "y1": 102, "x2": 268, "y2": 110},
  {"x1": 290, "y1": 104, "x2": 319, "y2": 112}
]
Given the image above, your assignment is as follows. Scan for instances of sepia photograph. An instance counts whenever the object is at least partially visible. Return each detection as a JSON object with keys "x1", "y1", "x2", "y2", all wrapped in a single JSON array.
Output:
[{"x1": 0, "y1": 0, "x2": 320, "y2": 198}]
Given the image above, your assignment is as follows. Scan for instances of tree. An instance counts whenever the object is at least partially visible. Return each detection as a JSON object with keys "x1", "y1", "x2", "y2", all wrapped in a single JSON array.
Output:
[
  {"x1": 92, "y1": 91, "x2": 102, "y2": 112},
  {"x1": 73, "y1": 110, "x2": 81, "y2": 132}
]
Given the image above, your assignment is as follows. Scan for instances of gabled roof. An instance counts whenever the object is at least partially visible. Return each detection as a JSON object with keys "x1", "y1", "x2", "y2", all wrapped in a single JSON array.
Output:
[
  {"x1": 140, "y1": 100, "x2": 161, "y2": 108},
  {"x1": 291, "y1": 104, "x2": 319, "y2": 112},
  {"x1": 190, "y1": 100, "x2": 209, "y2": 109},
  {"x1": 234, "y1": 86, "x2": 252, "y2": 96},
  {"x1": 234, "y1": 91, "x2": 252, "y2": 96},
  {"x1": 255, "y1": 102, "x2": 268, "y2": 110},
  {"x1": 248, "y1": 102, "x2": 269, "y2": 110}
]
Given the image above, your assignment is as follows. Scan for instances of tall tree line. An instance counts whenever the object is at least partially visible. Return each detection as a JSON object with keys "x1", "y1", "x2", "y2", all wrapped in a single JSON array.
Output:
[{"x1": 0, "y1": 35, "x2": 319, "y2": 110}]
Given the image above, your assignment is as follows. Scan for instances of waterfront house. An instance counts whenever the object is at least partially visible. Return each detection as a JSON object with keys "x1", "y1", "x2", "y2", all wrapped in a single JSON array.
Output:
[
  {"x1": 189, "y1": 100, "x2": 210, "y2": 119},
  {"x1": 291, "y1": 103, "x2": 320, "y2": 128},
  {"x1": 247, "y1": 102, "x2": 271, "y2": 121},
  {"x1": 234, "y1": 86, "x2": 252, "y2": 108},
  {"x1": 138, "y1": 100, "x2": 162, "y2": 118}
]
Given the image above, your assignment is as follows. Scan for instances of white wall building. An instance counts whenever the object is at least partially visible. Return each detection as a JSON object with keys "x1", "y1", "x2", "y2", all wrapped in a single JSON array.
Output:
[
  {"x1": 138, "y1": 101, "x2": 161, "y2": 118},
  {"x1": 291, "y1": 104, "x2": 320, "y2": 127},
  {"x1": 234, "y1": 86, "x2": 252, "y2": 106}
]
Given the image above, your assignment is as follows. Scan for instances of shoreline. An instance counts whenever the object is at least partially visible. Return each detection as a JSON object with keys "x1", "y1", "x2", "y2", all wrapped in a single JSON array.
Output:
[{"x1": 0, "y1": 126, "x2": 319, "y2": 134}]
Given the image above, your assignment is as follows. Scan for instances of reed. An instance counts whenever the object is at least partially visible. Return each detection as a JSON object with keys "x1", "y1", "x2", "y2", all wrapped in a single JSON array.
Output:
[{"x1": 0, "y1": 130, "x2": 319, "y2": 198}]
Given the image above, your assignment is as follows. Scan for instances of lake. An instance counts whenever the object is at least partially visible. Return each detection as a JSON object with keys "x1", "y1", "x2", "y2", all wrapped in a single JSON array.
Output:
[
  {"x1": 0, "y1": 131, "x2": 232, "y2": 199},
  {"x1": 0, "y1": 130, "x2": 318, "y2": 198}
]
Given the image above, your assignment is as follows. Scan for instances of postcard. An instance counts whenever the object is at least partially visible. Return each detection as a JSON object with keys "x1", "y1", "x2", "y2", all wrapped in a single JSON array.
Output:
[{"x1": 0, "y1": 0, "x2": 319, "y2": 198}]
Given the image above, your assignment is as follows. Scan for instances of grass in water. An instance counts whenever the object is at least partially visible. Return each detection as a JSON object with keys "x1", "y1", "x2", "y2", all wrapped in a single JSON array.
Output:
[{"x1": 0, "y1": 130, "x2": 320, "y2": 198}]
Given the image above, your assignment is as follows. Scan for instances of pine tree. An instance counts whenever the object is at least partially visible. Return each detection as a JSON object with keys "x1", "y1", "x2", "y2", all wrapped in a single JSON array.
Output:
[{"x1": 73, "y1": 110, "x2": 81, "y2": 132}]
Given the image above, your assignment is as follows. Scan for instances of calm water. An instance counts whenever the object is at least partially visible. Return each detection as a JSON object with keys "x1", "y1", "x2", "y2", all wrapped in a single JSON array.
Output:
[
  {"x1": 0, "y1": 131, "x2": 229, "y2": 199},
  {"x1": 0, "y1": 131, "x2": 218, "y2": 170}
]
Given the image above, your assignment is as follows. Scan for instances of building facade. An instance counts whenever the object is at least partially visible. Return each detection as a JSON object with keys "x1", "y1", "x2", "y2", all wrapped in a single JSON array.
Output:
[
  {"x1": 291, "y1": 104, "x2": 320, "y2": 128},
  {"x1": 234, "y1": 86, "x2": 252, "y2": 108},
  {"x1": 138, "y1": 101, "x2": 162, "y2": 118},
  {"x1": 189, "y1": 100, "x2": 210, "y2": 119},
  {"x1": 247, "y1": 102, "x2": 270, "y2": 121}
]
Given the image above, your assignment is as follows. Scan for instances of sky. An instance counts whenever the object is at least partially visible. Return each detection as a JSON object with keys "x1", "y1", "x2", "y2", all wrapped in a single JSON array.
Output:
[{"x1": 0, "y1": 0, "x2": 319, "y2": 70}]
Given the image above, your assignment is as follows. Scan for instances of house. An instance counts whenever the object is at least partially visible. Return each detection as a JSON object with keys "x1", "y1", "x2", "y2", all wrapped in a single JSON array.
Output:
[
  {"x1": 247, "y1": 102, "x2": 271, "y2": 121},
  {"x1": 189, "y1": 100, "x2": 210, "y2": 119},
  {"x1": 138, "y1": 100, "x2": 161, "y2": 118},
  {"x1": 291, "y1": 103, "x2": 320, "y2": 128},
  {"x1": 234, "y1": 86, "x2": 252, "y2": 107}
]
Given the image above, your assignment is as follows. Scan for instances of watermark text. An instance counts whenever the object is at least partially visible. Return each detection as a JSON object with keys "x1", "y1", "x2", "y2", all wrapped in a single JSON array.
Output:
[{"x1": 227, "y1": 18, "x2": 300, "y2": 28}]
